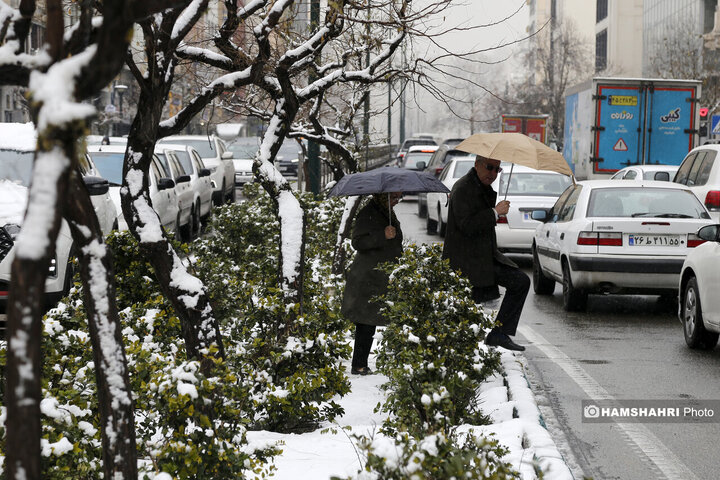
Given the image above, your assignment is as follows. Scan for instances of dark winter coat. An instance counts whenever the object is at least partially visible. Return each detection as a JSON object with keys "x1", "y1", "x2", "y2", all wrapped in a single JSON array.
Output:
[
  {"x1": 442, "y1": 167, "x2": 516, "y2": 291},
  {"x1": 341, "y1": 198, "x2": 403, "y2": 326}
]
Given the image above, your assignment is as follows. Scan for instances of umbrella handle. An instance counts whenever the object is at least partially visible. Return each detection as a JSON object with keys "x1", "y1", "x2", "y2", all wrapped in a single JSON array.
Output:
[
  {"x1": 388, "y1": 192, "x2": 392, "y2": 226},
  {"x1": 503, "y1": 163, "x2": 515, "y2": 201}
]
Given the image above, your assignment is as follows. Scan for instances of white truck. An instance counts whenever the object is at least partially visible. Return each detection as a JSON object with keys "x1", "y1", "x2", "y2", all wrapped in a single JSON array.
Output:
[{"x1": 563, "y1": 77, "x2": 702, "y2": 180}]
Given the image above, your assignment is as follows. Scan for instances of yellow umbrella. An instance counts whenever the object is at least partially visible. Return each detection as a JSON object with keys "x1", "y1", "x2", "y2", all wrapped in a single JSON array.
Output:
[
  {"x1": 455, "y1": 132, "x2": 574, "y2": 199},
  {"x1": 455, "y1": 132, "x2": 573, "y2": 176}
]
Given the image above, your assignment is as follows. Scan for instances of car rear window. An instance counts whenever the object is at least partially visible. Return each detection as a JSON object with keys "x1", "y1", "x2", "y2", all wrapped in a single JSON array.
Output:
[
  {"x1": 497, "y1": 173, "x2": 572, "y2": 196},
  {"x1": 402, "y1": 139, "x2": 437, "y2": 150},
  {"x1": 403, "y1": 152, "x2": 434, "y2": 169},
  {"x1": 452, "y1": 160, "x2": 475, "y2": 178},
  {"x1": 587, "y1": 187, "x2": 709, "y2": 218}
]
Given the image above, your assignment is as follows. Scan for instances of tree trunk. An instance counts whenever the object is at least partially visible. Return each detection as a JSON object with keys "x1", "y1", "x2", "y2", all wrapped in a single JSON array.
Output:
[
  {"x1": 123, "y1": 90, "x2": 225, "y2": 365},
  {"x1": 65, "y1": 171, "x2": 137, "y2": 479},
  {"x1": 5, "y1": 132, "x2": 72, "y2": 480}
]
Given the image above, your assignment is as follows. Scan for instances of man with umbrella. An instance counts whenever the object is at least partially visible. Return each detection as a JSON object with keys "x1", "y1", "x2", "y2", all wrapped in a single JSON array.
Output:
[{"x1": 442, "y1": 154, "x2": 530, "y2": 351}]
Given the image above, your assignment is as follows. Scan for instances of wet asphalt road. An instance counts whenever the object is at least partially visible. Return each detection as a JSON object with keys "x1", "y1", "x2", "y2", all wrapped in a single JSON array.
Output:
[{"x1": 395, "y1": 198, "x2": 720, "y2": 480}]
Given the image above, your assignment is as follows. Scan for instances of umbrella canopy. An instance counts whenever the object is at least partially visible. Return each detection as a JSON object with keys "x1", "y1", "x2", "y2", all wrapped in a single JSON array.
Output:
[
  {"x1": 328, "y1": 167, "x2": 450, "y2": 197},
  {"x1": 455, "y1": 132, "x2": 573, "y2": 177}
]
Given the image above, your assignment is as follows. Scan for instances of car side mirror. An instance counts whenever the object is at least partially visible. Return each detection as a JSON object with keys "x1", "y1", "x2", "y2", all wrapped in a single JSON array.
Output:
[
  {"x1": 83, "y1": 175, "x2": 109, "y2": 196},
  {"x1": 654, "y1": 172, "x2": 670, "y2": 181},
  {"x1": 697, "y1": 224, "x2": 720, "y2": 242},
  {"x1": 531, "y1": 209, "x2": 550, "y2": 222},
  {"x1": 416, "y1": 161, "x2": 426, "y2": 170},
  {"x1": 176, "y1": 174, "x2": 191, "y2": 184},
  {"x1": 222, "y1": 151, "x2": 233, "y2": 160},
  {"x1": 157, "y1": 177, "x2": 175, "y2": 190},
  {"x1": 199, "y1": 168, "x2": 211, "y2": 177}
]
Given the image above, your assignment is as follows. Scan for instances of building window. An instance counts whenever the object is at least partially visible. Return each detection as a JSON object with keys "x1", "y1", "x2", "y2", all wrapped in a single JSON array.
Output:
[
  {"x1": 597, "y1": 0, "x2": 608, "y2": 23},
  {"x1": 596, "y1": 29, "x2": 607, "y2": 71}
]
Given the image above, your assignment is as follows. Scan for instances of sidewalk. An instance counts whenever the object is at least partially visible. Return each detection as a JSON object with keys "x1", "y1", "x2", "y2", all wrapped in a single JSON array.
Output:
[{"x1": 245, "y1": 332, "x2": 577, "y2": 479}]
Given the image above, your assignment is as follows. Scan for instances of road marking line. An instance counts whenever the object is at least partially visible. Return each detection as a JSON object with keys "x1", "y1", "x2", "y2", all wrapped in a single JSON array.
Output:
[{"x1": 518, "y1": 325, "x2": 698, "y2": 480}]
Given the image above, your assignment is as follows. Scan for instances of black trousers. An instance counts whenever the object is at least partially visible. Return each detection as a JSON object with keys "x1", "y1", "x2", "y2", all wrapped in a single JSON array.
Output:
[
  {"x1": 472, "y1": 262, "x2": 530, "y2": 337},
  {"x1": 351, "y1": 323, "x2": 377, "y2": 369}
]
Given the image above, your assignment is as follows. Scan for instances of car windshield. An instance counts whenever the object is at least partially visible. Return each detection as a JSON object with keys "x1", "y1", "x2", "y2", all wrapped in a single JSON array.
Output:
[
  {"x1": 228, "y1": 141, "x2": 259, "y2": 159},
  {"x1": 453, "y1": 160, "x2": 475, "y2": 178},
  {"x1": 87, "y1": 152, "x2": 124, "y2": 185},
  {"x1": 498, "y1": 172, "x2": 572, "y2": 196},
  {"x1": 403, "y1": 152, "x2": 434, "y2": 169},
  {"x1": 276, "y1": 143, "x2": 301, "y2": 162},
  {"x1": 0, "y1": 150, "x2": 34, "y2": 186},
  {"x1": 587, "y1": 187, "x2": 710, "y2": 218}
]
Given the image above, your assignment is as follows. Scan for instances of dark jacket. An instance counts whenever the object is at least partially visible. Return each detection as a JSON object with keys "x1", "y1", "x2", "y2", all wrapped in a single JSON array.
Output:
[
  {"x1": 442, "y1": 167, "x2": 516, "y2": 290},
  {"x1": 341, "y1": 198, "x2": 403, "y2": 326}
]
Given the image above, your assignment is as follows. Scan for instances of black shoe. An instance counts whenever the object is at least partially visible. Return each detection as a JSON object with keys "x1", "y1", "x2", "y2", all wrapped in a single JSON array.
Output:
[
  {"x1": 351, "y1": 367, "x2": 374, "y2": 375},
  {"x1": 485, "y1": 332, "x2": 525, "y2": 351}
]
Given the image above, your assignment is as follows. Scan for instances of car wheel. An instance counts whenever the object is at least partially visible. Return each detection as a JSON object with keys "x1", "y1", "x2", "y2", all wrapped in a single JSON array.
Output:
[
  {"x1": 532, "y1": 247, "x2": 555, "y2": 295},
  {"x1": 426, "y1": 214, "x2": 437, "y2": 235},
  {"x1": 562, "y1": 259, "x2": 587, "y2": 312},
  {"x1": 190, "y1": 203, "x2": 201, "y2": 239},
  {"x1": 418, "y1": 200, "x2": 427, "y2": 218},
  {"x1": 438, "y1": 205, "x2": 447, "y2": 238},
  {"x1": 227, "y1": 180, "x2": 236, "y2": 204},
  {"x1": 176, "y1": 213, "x2": 186, "y2": 243},
  {"x1": 682, "y1": 277, "x2": 719, "y2": 350}
]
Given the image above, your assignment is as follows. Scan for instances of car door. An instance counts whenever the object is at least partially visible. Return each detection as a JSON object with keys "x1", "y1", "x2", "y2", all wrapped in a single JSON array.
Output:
[
  {"x1": 150, "y1": 155, "x2": 178, "y2": 230},
  {"x1": 190, "y1": 151, "x2": 213, "y2": 215},
  {"x1": 536, "y1": 186, "x2": 581, "y2": 277},
  {"x1": 696, "y1": 240, "x2": 720, "y2": 327}
]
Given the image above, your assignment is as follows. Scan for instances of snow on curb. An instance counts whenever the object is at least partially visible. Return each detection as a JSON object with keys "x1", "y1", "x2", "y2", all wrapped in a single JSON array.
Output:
[{"x1": 471, "y1": 349, "x2": 574, "y2": 479}]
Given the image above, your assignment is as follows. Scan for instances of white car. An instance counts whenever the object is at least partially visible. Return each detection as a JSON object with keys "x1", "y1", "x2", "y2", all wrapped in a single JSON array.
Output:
[
  {"x1": 86, "y1": 145, "x2": 180, "y2": 233},
  {"x1": 1, "y1": 123, "x2": 117, "y2": 309},
  {"x1": 425, "y1": 157, "x2": 476, "y2": 235},
  {"x1": 610, "y1": 164, "x2": 679, "y2": 182},
  {"x1": 158, "y1": 135, "x2": 236, "y2": 205},
  {"x1": 491, "y1": 164, "x2": 572, "y2": 253},
  {"x1": 673, "y1": 144, "x2": 720, "y2": 221},
  {"x1": 227, "y1": 137, "x2": 259, "y2": 186},
  {"x1": 400, "y1": 145, "x2": 439, "y2": 171},
  {"x1": 678, "y1": 223, "x2": 720, "y2": 349},
  {"x1": 531, "y1": 180, "x2": 714, "y2": 311},
  {"x1": 154, "y1": 147, "x2": 196, "y2": 239}
]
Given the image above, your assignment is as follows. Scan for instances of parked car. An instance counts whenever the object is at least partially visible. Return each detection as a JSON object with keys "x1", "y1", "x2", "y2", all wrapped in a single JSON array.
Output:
[
  {"x1": 678, "y1": 223, "x2": 720, "y2": 349},
  {"x1": 276, "y1": 140, "x2": 302, "y2": 177},
  {"x1": 610, "y1": 165, "x2": 679, "y2": 181},
  {"x1": 154, "y1": 146, "x2": 199, "y2": 239},
  {"x1": 531, "y1": 180, "x2": 714, "y2": 311},
  {"x1": 417, "y1": 144, "x2": 474, "y2": 217},
  {"x1": 425, "y1": 157, "x2": 476, "y2": 235},
  {"x1": 86, "y1": 144, "x2": 180, "y2": 234},
  {"x1": 672, "y1": 144, "x2": 720, "y2": 221},
  {"x1": 1, "y1": 123, "x2": 116, "y2": 309},
  {"x1": 396, "y1": 137, "x2": 437, "y2": 166},
  {"x1": 491, "y1": 165, "x2": 573, "y2": 253},
  {"x1": 227, "y1": 137, "x2": 260, "y2": 186},
  {"x1": 162, "y1": 145, "x2": 214, "y2": 224},
  {"x1": 158, "y1": 135, "x2": 235, "y2": 205},
  {"x1": 400, "y1": 145, "x2": 438, "y2": 171}
]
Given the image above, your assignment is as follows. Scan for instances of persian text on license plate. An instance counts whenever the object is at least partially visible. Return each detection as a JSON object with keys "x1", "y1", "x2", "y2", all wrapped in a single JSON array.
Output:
[{"x1": 628, "y1": 234, "x2": 682, "y2": 246}]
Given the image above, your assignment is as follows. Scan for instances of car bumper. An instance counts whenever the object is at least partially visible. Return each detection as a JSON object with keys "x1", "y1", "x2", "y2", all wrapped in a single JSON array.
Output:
[
  {"x1": 497, "y1": 227, "x2": 535, "y2": 254},
  {"x1": 235, "y1": 172, "x2": 253, "y2": 185},
  {"x1": 568, "y1": 254, "x2": 684, "y2": 291}
]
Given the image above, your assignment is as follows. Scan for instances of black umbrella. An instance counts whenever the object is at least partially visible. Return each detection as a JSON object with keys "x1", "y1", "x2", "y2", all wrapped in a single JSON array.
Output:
[
  {"x1": 328, "y1": 167, "x2": 450, "y2": 197},
  {"x1": 328, "y1": 167, "x2": 450, "y2": 223}
]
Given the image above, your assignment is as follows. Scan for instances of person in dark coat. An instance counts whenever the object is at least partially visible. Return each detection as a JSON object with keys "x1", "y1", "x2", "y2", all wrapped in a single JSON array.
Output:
[
  {"x1": 342, "y1": 192, "x2": 404, "y2": 375},
  {"x1": 442, "y1": 155, "x2": 529, "y2": 351}
]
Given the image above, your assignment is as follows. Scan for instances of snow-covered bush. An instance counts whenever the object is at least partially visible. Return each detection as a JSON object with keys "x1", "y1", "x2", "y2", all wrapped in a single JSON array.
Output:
[
  {"x1": 189, "y1": 184, "x2": 352, "y2": 432},
  {"x1": 336, "y1": 431, "x2": 517, "y2": 480},
  {"x1": 376, "y1": 244, "x2": 502, "y2": 436}
]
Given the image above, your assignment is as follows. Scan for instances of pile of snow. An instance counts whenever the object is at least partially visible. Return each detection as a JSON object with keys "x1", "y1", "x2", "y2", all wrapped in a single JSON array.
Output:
[
  {"x1": 0, "y1": 180, "x2": 28, "y2": 226},
  {"x1": 0, "y1": 122, "x2": 37, "y2": 151}
]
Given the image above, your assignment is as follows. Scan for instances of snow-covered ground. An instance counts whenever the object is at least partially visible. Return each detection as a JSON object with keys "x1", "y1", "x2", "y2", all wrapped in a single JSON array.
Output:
[{"x1": 246, "y1": 330, "x2": 575, "y2": 479}]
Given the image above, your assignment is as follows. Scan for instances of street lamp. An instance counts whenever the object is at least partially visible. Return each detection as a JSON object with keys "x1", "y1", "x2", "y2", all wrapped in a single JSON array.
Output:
[{"x1": 114, "y1": 84, "x2": 128, "y2": 115}]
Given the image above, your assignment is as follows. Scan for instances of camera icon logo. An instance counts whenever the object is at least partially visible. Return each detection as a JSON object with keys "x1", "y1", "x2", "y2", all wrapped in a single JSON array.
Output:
[{"x1": 584, "y1": 404, "x2": 600, "y2": 418}]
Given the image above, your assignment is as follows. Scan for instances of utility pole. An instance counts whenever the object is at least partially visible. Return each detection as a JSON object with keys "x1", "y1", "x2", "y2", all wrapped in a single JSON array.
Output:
[{"x1": 307, "y1": 0, "x2": 321, "y2": 193}]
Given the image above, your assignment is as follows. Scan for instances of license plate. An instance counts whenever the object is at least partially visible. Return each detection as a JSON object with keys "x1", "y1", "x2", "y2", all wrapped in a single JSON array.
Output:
[{"x1": 628, "y1": 234, "x2": 681, "y2": 246}]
